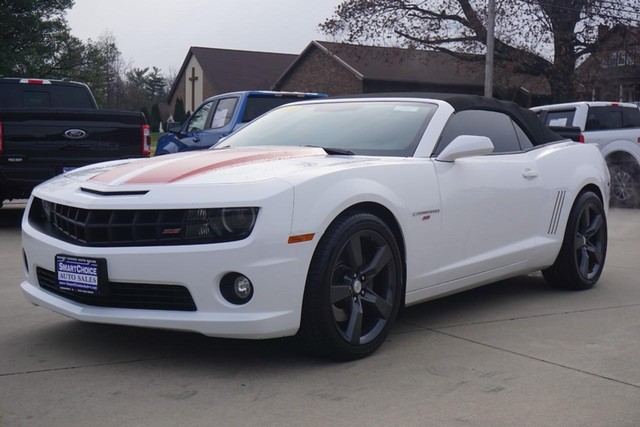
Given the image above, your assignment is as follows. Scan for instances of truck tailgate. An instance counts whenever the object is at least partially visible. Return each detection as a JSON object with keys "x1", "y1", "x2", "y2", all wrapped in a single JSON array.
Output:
[
  {"x1": 0, "y1": 109, "x2": 146, "y2": 197},
  {"x1": 2, "y1": 108, "x2": 146, "y2": 184}
]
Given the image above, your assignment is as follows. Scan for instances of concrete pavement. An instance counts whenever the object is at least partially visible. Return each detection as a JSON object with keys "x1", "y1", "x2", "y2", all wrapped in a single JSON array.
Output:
[{"x1": 1, "y1": 204, "x2": 638, "y2": 427}]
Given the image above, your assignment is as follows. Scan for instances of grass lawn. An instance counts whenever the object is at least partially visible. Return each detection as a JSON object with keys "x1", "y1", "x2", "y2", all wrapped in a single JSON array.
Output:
[{"x1": 150, "y1": 132, "x2": 163, "y2": 156}]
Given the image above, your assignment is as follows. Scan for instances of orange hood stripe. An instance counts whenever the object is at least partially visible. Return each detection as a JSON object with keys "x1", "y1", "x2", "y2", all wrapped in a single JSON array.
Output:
[{"x1": 89, "y1": 147, "x2": 326, "y2": 185}]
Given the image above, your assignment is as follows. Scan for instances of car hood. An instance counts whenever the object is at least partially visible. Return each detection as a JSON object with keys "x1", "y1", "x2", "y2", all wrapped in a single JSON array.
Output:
[{"x1": 63, "y1": 146, "x2": 371, "y2": 187}]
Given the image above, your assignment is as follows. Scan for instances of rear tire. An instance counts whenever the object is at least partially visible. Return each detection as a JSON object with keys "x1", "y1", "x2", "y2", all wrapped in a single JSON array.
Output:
[
  {"x1": 299, "y1": 211, "x2": 403, "y2": 360},
  {"x1": 542, "y1": 191, "x2": 607, "y2": 290}
]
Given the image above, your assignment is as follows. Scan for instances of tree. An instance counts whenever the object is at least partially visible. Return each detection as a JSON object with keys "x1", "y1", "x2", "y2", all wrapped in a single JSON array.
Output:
[
  {"x1": 173, "y1": 98, "x2": 187, "y2": 123},
  {"x1": 120, "y1": 67, "x2": 170, "y2": 125},
  {"x1": 0, "y1": 2, "x2": 127, "y2": 107},
  {"x1": 321, "y1": 0, "x2": 640, "y2": 102},
  {"x1": 79, "y1": 33, "x2": 126, "y2": 108},
  {"x1": 150, "y1": 102, "x2": 162, "y2": 132},
  {"x1": 122, "y1": 67, "x2": 152, "y2": 111},
  {"x1": 145, "y1": 67, "x2": 168, "y2": 100},
  {"x1": 0, "y1": 0, "x2": 77, "y2": 76}
]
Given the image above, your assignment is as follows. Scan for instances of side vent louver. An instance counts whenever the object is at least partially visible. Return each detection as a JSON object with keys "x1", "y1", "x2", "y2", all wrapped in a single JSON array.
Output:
[{"x1": 548, "y1": 190, "x2": 566, "y2": 235}]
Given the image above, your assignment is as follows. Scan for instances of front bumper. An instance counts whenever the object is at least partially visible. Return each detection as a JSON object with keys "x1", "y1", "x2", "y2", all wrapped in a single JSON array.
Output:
[{"x1": 21, "y1": 199, "x2": 317, "y2": 339}]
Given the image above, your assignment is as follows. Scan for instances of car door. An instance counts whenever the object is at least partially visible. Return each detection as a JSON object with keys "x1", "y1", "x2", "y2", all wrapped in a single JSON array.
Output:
[
  {"x1": 433, "y1": 110, "x2": 548, "y2": 284},
  {"x1": 195, "y1": 97, "x2": 240, "y2": 149},
  {"x1": 176, "y1": 99, "x2": 217, "y2": 151}
]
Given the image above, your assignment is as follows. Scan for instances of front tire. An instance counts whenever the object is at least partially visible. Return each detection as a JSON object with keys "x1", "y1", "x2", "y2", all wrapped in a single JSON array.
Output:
[
  {"x1": 543, "y1": 191, "x2": 607, "y2": 290},
  {"x1": 299, "y1": 211, "x2": 403, "y2": 360}
]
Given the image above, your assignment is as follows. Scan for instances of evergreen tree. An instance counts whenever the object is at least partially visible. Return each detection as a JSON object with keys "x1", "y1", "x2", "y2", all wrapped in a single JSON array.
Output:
[
  {"x1": 146, "y1": 67, "x2": 168, "y2": 101},
  {"x1": 150, "y1": 102, "x2": 161, "y2": 132},
  {"x1": 173, "y1": 98, "x2": 187, "y2": 123}
]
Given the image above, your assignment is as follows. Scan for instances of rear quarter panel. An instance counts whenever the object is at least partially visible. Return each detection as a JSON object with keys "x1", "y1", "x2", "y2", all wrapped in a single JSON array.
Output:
[{"x1": 529, "y1": 141, "x2": 609, "y2": 267}]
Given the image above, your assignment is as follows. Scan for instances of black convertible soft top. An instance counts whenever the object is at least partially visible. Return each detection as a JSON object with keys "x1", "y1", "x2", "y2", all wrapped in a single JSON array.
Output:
[{"x1": 333, "y1": 92, "x2": 564, "y2": 146}]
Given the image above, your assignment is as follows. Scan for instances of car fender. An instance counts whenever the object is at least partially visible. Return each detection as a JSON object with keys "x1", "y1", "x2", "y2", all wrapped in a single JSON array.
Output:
[
  {"x1": 284, "y1": 162, "x2": 443, "y2": 290},
  {"x1": 599, "y1": 138, "x2": 640, "y2": 166}
]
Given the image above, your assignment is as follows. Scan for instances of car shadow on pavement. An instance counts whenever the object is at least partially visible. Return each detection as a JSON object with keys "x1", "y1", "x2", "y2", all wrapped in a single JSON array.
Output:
[
  {"x1": 20, "y1": 318, "x2": 320, "y2": 368},
  {"x1": 17, "y1": 274, "x2": 558, "y2": 370},
  {"x1": 398, "y1": 273, "x2": 557, "y2": 329}
]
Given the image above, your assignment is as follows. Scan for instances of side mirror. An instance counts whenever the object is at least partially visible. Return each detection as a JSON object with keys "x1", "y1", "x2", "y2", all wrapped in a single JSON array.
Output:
[
  {"x1": 166, "y1": 122, "x2": 182, "y2": 134},
  {"x1": 436, "y1": 135, "x2": 494, "y2": 162}
]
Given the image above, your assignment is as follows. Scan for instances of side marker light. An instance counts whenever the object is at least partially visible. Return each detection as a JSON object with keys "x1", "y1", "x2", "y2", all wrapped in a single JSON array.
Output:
[{"x1": 288, "y1": 233, "x2": 315, "y2": 244}]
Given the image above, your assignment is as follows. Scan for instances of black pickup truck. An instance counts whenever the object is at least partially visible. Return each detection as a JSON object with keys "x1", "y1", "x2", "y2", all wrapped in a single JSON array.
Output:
[{"x1": 0, "y1": 77, "x2": 150, "y2": 207}]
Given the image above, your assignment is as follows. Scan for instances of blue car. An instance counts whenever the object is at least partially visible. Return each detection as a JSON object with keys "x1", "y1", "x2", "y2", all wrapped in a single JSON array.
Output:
[{"x1": 155, "y1": 91, "x2": 326, "y2": 155}]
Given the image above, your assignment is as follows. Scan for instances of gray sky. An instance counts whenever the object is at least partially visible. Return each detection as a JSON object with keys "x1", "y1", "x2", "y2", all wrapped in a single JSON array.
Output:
[{"x1": 66, "y1": 0, "x2": 344, "y2": 75}]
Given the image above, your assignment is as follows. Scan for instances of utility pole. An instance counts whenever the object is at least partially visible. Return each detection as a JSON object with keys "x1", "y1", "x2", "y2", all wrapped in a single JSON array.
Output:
[{"x1": 484, "y1": 0, "x2": 495, "y2": 97}]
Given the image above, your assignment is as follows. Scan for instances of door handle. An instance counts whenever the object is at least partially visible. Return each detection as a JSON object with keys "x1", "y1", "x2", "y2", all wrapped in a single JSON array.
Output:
[{"x1": 523, "y1": 168, "x2": 539, "y2": 179}]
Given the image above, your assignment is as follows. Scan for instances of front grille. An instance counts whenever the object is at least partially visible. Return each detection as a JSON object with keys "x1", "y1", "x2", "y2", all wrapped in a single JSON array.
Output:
[
  {"x1": 37, "y1": 267, "x2": 197, "y2": 311},
  {"x1": 28, "y1": 197, "x2": 257, "y2": 247}
]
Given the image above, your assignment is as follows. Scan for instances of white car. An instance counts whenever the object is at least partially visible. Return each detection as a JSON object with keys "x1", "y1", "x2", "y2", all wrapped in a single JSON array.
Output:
[{"x1": 21, "y1": 94, "x2": 610, "y2": 360}]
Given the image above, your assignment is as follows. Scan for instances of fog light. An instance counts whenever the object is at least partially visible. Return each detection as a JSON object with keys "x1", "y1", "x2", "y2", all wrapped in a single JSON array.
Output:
[
  {"x1": 234, "y1": 276, "x2": 252, "y2": 298},
  {"x1": 220, "y1": 273, "x2": 254, "y2": 305}
]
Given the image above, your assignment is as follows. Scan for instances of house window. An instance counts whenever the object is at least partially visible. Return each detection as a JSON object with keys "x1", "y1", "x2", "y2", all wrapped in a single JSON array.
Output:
[
  {"x1": 627, "y1": 49, "x2": 635, "y2": 65},
  {"x1": 618, "y1": 50, "x2": 626, "y2": 66},
  {"x1": 608, "y1": 49, "x2": 635, "y2": 67}
]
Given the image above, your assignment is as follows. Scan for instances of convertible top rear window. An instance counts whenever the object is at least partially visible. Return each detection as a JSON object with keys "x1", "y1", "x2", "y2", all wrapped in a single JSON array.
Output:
[{"x1": 222, "y1": 101, "x2": 437, "y2": 157}]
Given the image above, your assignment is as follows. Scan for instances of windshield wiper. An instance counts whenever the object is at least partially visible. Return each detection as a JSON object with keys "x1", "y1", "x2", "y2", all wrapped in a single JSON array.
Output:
[{"x1": 305, "y1": 145, "x2": 354, "y2": 155}]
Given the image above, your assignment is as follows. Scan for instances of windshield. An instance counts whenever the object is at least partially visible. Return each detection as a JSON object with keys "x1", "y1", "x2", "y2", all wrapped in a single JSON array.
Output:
[{"x1": 220, "y1": 100, "x2": 437, "y2": 156}]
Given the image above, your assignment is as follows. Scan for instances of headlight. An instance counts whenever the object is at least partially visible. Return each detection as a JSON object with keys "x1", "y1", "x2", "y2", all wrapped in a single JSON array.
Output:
[
  {"x1": 221, "y1": 207, "x2": 257, "y2": 233},
  {"x1": 184, "y1": 207, "x2": 259, "y2": 242}
]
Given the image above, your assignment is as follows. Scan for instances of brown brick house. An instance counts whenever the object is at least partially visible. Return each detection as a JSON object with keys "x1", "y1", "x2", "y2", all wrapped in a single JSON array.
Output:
[{"x1": 272, "y1": 41, "x2": 550, "y2": 105}]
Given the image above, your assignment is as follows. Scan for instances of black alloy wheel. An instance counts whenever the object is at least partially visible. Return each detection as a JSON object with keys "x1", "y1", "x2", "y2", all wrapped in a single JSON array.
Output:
[
  {"x1": 300, "y1": 211, "x2": 403, "y2": 360},
  {"x1": 573, "y1": 200, "x2": 607, "y2": 281},
  {"x1": 543, "y1": 191, "x2": 607, "y2": 290}
]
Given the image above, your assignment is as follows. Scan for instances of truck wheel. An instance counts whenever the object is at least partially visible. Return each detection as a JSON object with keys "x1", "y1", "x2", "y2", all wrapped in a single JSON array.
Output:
[
  {"x1": 299, "y1": 211, "x2": 403, "y2": 360},
  {"x1": 609, "y1": 163, "x2": 639, "y2": 208},
  {"x1": 542, "y1": 191, "x2": 607, "y2": 290}
]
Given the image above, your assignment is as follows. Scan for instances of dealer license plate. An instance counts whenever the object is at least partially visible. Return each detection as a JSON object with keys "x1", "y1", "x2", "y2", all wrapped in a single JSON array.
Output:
[{"x1": 55, "y1": 255, "x2": 107, "y2": 295}]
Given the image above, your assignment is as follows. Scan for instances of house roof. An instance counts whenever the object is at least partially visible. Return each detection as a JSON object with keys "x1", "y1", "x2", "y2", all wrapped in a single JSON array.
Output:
[
  {"x1": 596, "y1": 24, "x2": 640, "y2": 45},
  {"x1": 319, "y1": 41, "x2": 485, "y2": 86},
  {"x1": 169, "y1": 47, "x2": 297, "y2": 101},
  {"x1": 273, "y1": 41, "x2": 549, "y2": 95},
  {"x1": 273, "y1": 41, "x2": 487, "y2": 89}
]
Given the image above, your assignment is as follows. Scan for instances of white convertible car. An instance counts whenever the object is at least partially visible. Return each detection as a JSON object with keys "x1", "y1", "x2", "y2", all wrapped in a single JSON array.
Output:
[{"x1": 21, "y1": 94, "x2": 609, "y2": 359}]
